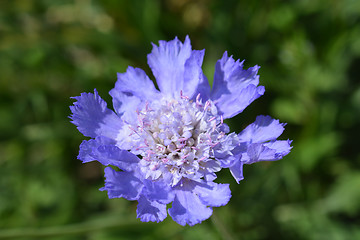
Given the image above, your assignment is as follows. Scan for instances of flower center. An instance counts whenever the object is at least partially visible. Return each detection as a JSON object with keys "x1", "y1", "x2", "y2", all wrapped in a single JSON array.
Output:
[{"x1": 129, "y1": 93, "x2": 233, "y2": 186}]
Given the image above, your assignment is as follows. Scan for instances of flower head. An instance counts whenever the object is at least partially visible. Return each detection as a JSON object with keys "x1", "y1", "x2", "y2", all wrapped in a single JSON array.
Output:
[{"x1": 70, "y1": 36, "x2": 292, "y2": 226}]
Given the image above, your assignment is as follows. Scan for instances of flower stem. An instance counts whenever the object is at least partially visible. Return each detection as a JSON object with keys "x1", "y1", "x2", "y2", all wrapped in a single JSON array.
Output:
[{"x1": 211, "y1": 212, "x2": 237, "y2": 240}]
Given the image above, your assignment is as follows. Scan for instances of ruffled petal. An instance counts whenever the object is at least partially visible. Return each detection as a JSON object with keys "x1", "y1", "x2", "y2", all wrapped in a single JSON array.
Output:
[
  {"x1": 194, "y1": 73, "x2": 211, "y2": 102},
  {"x1": 229, "y1": 160, "x2": 244, "y2": 183},
  {"x1": 78, "y1": 137, "x2": 139, "y2": 171},
  {"x1": 142, "y1": 179, "x2": 175, "y2": 204},
  {"x1": 183, "y1": 49, "x2": 210, "y2": 99},
  {"x1": 264, "y1": 140, "x2": 293, "y2": 158},
  {"x1": 246, "y1": 143, "x2": 273, "y2": 163},
  {"x1": 70, "y1": 90, "x2": 123, "y2": 139},
  {"x1": 109, "y1": 89, "x2": 142, "y2": 123},
  {"x1": 198, "y1": 160, "x2": 221, "y2": 181},
  {"x1": 244, "y1": 140, "x2": 293, "y2": 164},
  {"x1": 77, "y1": 136, "x2": 114, "y2": 162},
  {"x1": 194, "y1": 181, "x2": 231, "y2": 207},
  {"x1": 218, "y1": 152, "x2": 241, "y2": 168},
  {"x1": 238, "y1": 115, "x2": 286, "y2": 143},
  {"x1": 100, "y1": 167, "x2": 143, "y2": 200},
  {"x1": 147, "y1": 36, "x2": 194, "y2": 98},
  {"x1": 168, "y1": 183, "x2": 213, "y2": 226},
  {"x1": 213, "y1": 132, "x2": 239, "y2": 159},
  {"x1": 136, "y1": 195, "x2": 167, "y2": 223},
  {"x1": 115, "y1": 66, "x2": 161, "y2": 100},
  {"x1": 211, "y1": 52, "x2": 265, "y2": 119}
]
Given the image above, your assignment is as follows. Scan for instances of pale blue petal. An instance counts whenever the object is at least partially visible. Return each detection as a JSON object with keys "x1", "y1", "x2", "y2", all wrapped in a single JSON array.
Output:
[
  {"x1": 136, "y1": 195, "x2": 167, "y2": 223},
  {"x1": 264, "y1": 140, "x2": 292, "y2": 157},
  {"x1": 202, "y1": 172, "x2": 217, "y2": 182},
  {"x1": 142, "y1": 179, "x2": 175, "y2": 204},
  {"x1": 147, "y1": 36, "x2": 193, "y2": 97},
  {"x1": 78, "y1": 136, "x2": 114, "y2": 163},
  {"x1": 218, "y1": 154, "x2": 241, "y2": 168},
  {"x1": 211, "y1": 52, "x2": 264, "y2": 119},
  {"x1": 115, "y1": 66, "x2": 161, "y2": 100},
  {"x1": 168, "y1": 183, "x2": 213, "y2": 226},
  {"x1": 109, "y1": 89, "x2": 142, "y2": 123},
  {"x1": 245, "y1": 143, "x2": 272, "y2": 163},
  {"x1": 238, "y1": 115, "x2": 286, "y2": 143},
  {"x1": 213, "y1": 132, "x2": 239, "y2": 159},
  {"x1": 262, "y1": 140, "x2": 293, "y2": 160},
  {"x1": 242, "y1": 140, "x2": 292, "y2": 164},
  {"x1": 183, "y1": 49, "x2": 209, "y2": 99},
  {"x1": 198, "y1": 160, "x2": 221, "y2": 181},
  {"x1": 70, "y1": 90, "x2": 122, "y2": 139},
  {"x1": 78, "y1": 137, "x2": 140, "y2": 171},
  {"x1": 194, "y1": 72, "x2": 211, "y2": 102},
  {"x1": 194, "y1": 182, "x2": 231, "y2": 207},
  {"x1": 100, "y1": 167, "x2": 143, "y2": 200},
  {"x1": 229, "y1": 160, "x2": 244, "y2": 183}
]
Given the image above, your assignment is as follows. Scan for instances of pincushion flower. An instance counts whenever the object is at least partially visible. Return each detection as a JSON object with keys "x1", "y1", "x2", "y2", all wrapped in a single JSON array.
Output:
[{"x1": 70, "y1": 36, "x2": 292, "y2": 226}]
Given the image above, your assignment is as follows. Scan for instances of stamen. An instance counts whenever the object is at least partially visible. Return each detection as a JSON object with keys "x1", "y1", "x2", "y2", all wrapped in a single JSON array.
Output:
[
  {"x1": 218, "y1": 132, "x2": 225, "y2": 139},
  {"x1": 196, "y1": 93, "x2": 201, "y2": 106},
  {"x1": 198, "y1": 156, "x2": 207, "y2": 161},
  {"x1": 181, "y1": 153, "x2": 189, "y2": 159},
  {"x1": 180, "y1": 90, "x2": 189, "y2": 100},
  {"x1": 146, "y1": 150, "x2": 155, "y2": 160},
  {"x1": 208, "y1": 116, "x2": 216, "y2": 122},
  {"x1": 128, "y1": 126, "x2": 140, "y2": 136},
  {"x1": 212, "y1": 121, "x2": 217, "y2": 131},
  {"x1": 204, "y1": 101, "x2": 210, "y2": 111},
  {"x1": 145, "y1": 101, "x2": 152, "y2": 111},
  {"x1": 206, "y1": 133, "x2": 212, "y2": 142},
  {"x1": 135, "y1": 145, "x2": 148, "y2": 150}
]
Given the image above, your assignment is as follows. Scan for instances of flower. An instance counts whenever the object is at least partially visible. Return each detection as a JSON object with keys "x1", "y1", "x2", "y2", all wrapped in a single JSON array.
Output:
[{"x1": 70, "y1": 36, "x2": 292, "y2": 226}]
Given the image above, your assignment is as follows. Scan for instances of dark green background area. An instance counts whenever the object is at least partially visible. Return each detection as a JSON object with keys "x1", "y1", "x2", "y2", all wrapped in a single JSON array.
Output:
[{"x1": 0, "y1": 0, "x2": 359, "y2": 239}]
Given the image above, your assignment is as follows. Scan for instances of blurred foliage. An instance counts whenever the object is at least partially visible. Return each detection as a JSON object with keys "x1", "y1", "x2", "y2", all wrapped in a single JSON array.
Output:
[{"x1": 0, "y1": 0, "x2": 359, "y2": 239}]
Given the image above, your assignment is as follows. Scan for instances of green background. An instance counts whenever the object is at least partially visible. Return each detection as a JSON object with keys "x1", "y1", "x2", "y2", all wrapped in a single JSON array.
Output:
[{"x1": 1, "y1": 0, "x2": 359, "y2": 239}]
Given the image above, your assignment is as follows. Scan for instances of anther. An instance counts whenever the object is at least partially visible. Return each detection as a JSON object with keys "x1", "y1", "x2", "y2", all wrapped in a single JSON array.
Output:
[{"x1": 204, "y1": 101, "x2": 210, "y2": 111}]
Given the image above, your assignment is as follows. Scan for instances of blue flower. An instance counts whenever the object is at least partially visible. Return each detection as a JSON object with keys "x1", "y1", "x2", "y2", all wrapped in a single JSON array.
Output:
[{"x1": 70, "y1": 36, "x2": 292, "y2": 226}]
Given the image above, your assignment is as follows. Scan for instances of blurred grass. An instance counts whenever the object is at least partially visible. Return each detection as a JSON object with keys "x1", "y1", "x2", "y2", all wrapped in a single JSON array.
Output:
[{"x1": 0, "y1": 0, "x2": 359, "y2": 239}]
